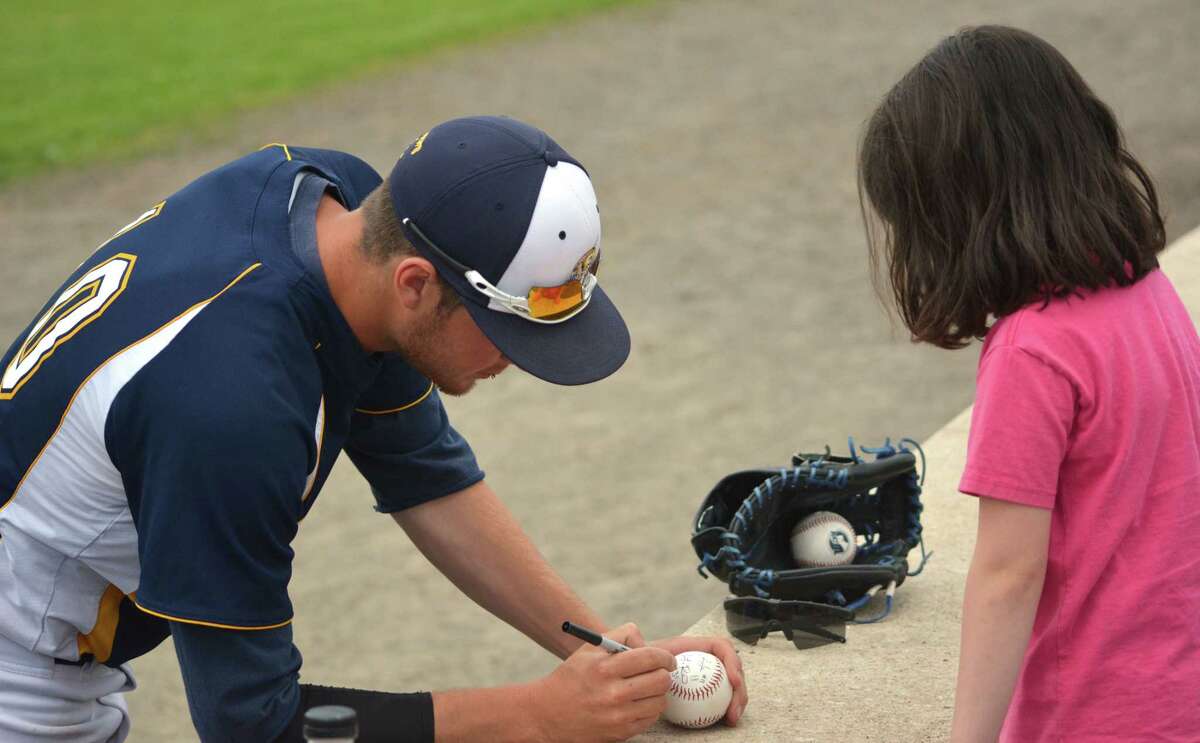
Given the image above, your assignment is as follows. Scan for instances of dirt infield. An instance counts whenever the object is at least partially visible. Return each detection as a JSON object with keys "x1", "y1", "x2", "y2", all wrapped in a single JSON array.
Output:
[{"x1": 2, "y1": 1, "x2": 1197, "y2": 739}]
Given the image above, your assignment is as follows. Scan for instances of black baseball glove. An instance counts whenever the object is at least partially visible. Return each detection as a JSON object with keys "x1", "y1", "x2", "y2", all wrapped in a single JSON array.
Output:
[{"x1": 692, "y1": 439, "x2": 929, "y2": 620}]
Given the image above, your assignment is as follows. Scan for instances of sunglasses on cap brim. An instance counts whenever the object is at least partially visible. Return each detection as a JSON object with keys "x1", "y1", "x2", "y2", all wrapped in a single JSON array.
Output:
[
  {"x1": 402, "y1": 218, "x2": 599, "y2": 324},
  {"x1": 723, "y1": 596, "x2": 853, "y2": 650}
]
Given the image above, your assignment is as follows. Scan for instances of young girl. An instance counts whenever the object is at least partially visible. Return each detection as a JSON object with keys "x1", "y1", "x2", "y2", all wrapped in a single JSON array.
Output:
[{"x1": 857, "y1": 26, "x2": 1199, "y2": 742}]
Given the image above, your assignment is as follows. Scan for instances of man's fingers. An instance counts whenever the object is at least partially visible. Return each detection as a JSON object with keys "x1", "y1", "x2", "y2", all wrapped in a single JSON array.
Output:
[
  {"x1": 626, "y1": 693, "x2": 668, "y2": 721},
  {"x1": 607, "y1": 622, "x2": 646, "y2": 648},
  {"x1": 621, "y1": 667, "x2": 672, "y2": 702},
  {"x1": 710, "y1": 640, "x2": 746, "y2": 692},
  {"x1": 713, "y1": 645, "x2": 748, "y2": 725},
  {"x1": 655, "y1": 636, "x2": 743, "y2": 686},
  {"x1": 606, "y1": 646, "x2": 676, "y2": 677},
  {"x1": 618, "y1": 711, "x2": 662, "y2": 742},
  {"x1": 623, "y1": 625, "x2": 647, "y2": 648}
]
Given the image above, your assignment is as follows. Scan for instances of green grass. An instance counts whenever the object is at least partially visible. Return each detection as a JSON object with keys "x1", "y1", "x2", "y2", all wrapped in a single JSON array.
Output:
[{"x1": 0, "y1": 0, "x2": 637, "y2": 184}]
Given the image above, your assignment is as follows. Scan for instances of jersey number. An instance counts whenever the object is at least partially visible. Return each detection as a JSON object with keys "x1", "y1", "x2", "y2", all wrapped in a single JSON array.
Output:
[
  {"x1": 1, "y1": 254, "x2": 138, "y2": 399},
  {"x1": 0, "y1": 202, "x2": 164, "y2": 399}
]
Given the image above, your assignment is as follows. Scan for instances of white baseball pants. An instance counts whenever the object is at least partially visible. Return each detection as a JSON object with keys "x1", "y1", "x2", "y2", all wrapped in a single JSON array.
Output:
[{"x1": 0, "y1": 633, "x2": 134, "y2": 742}]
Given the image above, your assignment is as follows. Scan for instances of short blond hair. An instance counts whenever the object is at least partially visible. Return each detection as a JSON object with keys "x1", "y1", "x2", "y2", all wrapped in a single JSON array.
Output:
[{"x1": 360, "y1": 181, "x2": 461, "y2": 312}]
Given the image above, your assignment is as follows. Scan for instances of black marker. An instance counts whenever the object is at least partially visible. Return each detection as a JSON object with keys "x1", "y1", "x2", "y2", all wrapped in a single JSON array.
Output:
[{"x1": 561, "y1": 621, "x2": 631, "y2": 654}]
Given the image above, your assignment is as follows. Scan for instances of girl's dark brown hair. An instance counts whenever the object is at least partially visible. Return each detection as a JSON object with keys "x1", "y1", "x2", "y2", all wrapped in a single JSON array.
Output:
[{"x1": 858, "y1": 25, "x2": 1165, "y2": 348}]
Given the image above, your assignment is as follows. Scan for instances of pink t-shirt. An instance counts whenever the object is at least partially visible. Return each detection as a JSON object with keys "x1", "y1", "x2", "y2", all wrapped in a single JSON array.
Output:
[{"x1": 959, "y1": 269, "x2": 1200, "y2": 742}]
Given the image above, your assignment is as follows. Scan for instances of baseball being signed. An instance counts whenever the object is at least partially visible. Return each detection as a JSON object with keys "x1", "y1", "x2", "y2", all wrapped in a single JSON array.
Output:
[{"x1": 663, "y1": 651, "x2": 733, "y2": 729}]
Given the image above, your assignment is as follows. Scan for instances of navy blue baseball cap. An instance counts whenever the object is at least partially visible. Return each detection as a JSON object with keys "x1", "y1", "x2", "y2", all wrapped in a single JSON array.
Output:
[{"x1": 388, "y1": 116, "x2": 630, "y2": 386}]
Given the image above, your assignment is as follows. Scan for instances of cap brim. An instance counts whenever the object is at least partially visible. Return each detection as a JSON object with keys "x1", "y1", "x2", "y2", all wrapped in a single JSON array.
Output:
[{"x1": 462, "y1": 285, "x2": 630, "y2": 386}]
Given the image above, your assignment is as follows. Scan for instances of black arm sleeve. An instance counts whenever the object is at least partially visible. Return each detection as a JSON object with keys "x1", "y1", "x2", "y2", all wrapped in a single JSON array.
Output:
[
  {"x1": 272, "y1": 685, "x2": 435, "y2": 743},
  {"x1": 170, "y1": 621, "x2": 303, "y2": 742},
  {"x1": 170, "y1": 620, "x2": 434, "y2": 743}
]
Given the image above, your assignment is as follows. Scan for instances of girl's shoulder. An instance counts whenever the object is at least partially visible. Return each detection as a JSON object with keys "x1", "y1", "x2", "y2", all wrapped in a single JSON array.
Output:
[{"x1": 983, "y1": 270, "x2": 1183, "y2": 371}]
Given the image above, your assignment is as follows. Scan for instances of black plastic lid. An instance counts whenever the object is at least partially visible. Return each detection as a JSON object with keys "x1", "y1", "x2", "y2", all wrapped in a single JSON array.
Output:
[{"x1": 303, "y1": 705, "x2": 358, "y2": 739}]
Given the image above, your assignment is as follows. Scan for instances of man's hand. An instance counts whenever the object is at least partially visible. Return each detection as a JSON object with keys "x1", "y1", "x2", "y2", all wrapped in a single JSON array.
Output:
[
  {"x1": 527, "y1": 623, "x2": 675, "y2": 743},
  {"x1": 649, "y1": 635, "x2": 748, "y2": 726}
]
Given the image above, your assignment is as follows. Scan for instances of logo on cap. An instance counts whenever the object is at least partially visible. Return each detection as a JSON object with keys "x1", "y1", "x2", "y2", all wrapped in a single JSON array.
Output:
[
  {"x1": 571, "y1": 247, "x2": 599, "y2": 284},
  {"x1": 398, "y1": 130, "x2": 431, "y2": 160}
]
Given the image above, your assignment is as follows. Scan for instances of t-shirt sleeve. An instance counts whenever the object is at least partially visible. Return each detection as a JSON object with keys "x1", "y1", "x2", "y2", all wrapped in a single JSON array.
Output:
[
  {"x1": 108, "y1": 336, "x2": 313, "y2": 629},
  {"x1": 958, "y1": 345, "x2": 1077, "y2": 509},
  {"x1": 345, "y1": 356, "x2": 484, "y2": 513}
]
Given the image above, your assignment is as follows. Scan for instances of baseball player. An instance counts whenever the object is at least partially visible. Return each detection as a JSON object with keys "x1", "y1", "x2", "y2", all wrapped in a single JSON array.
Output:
[{"x1": 0, "y1": 116, "x2": 747, "y2": 742}]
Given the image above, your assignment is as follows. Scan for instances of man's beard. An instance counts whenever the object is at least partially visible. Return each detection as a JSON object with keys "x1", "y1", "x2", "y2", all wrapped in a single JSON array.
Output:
[{"x1": 394, "y1": 310, "x2": 476, "y2": 397}]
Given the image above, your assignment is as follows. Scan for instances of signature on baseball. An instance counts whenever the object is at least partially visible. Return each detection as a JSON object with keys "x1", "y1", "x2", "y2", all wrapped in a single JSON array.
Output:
[{"x1": 663, "y1": 651, "x2": 733, "y2": 729}]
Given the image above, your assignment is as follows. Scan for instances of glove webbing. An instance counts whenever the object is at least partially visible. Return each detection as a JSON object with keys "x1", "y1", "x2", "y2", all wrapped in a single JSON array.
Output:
[
  {"x1": 709, "y1": 455, "x2": 854, "y2": 598},
  {"x1": 700, "y1": 439, "x2": 928, "y2": 600},
  {"x1": 845, "y1": 437, "x2": 928, "y2": 568}
]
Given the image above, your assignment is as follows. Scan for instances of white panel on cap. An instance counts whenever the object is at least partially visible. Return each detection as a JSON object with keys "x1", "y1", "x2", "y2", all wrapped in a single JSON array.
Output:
[{"x1": 494, "y1": 162, "x2": 601, "y2": 298}]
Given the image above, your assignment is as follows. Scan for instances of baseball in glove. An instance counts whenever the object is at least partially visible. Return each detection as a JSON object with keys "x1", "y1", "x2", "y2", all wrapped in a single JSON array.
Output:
[{"x1": 692, "y1": 438, "x2": 930, "y2": 622}]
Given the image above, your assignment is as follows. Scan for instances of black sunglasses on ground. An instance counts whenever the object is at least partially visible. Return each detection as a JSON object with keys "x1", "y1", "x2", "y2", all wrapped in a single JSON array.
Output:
[{"x1": 723, "y1": 596, "x2": 854, "y2": 650}]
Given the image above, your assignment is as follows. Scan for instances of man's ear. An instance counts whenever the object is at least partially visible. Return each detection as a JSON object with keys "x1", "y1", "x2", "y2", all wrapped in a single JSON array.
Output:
[{"x1": 392, "y1": 257, "x2": 439, "y2": 310}]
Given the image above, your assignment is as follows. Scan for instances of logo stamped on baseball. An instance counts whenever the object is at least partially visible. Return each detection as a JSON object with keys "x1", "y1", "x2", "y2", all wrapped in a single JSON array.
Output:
[
  {"x1": 790, "y1": 510, "x2": 858, "y2": 567},
  {"x1": 664, "y1": 651, "x2": 733, "y2": 729}
]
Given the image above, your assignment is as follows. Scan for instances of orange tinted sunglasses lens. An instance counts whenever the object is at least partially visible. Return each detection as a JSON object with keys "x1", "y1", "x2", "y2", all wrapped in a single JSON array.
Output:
[
  {"x1": 526, "y1": 253, "x2": 600, "y2": 320},
  {"x1": 528, "y1": 281, "x2": 585, "y2": 319}
]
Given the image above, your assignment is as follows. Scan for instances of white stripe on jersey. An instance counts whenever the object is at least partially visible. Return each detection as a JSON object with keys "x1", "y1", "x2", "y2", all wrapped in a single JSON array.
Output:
[
  {"x1": 302, "y1": 396, "x2": 325, "y2": 503},
  {"x1": 0, "y1": 301, "x2": 208, "y2": 657}
]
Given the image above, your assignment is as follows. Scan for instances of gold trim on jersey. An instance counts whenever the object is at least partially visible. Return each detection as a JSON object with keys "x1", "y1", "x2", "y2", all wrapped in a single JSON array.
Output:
[
  {"x1": 1, "y1": 262, "x2": 264, "y2": 513},
  {"x1": 94, "y1": 201, "x2": 165, "y2": 256},
  {"x1": 259, "y1": 142, "x2": 293, "y2": 161},
  {"x1": 132, "y1": 597, "x2": 292, "y2": 631},
  {"x1": 353, "y1": 381, "x2": 434, "y2": 415},
  {"x1": 77, "y1": 584, "x2": 125, "y2": 662}
]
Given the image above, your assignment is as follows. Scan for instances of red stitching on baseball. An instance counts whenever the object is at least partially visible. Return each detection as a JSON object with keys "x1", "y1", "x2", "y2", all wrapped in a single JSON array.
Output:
[
  {"x1": 672, "y1": 678, "x2": 704, "y2": 702},
  {"x1": 696, "y1": 664, "x2": 722, "y2": 698},
  {"x1": 685, "y1": 713, "x2": 722, "y2": 728}
]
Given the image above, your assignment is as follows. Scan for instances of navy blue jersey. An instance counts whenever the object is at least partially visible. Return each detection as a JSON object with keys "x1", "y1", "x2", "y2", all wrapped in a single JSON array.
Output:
[{"x1": 0, "y1": 145, "x2": 483, "y2": 667}]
